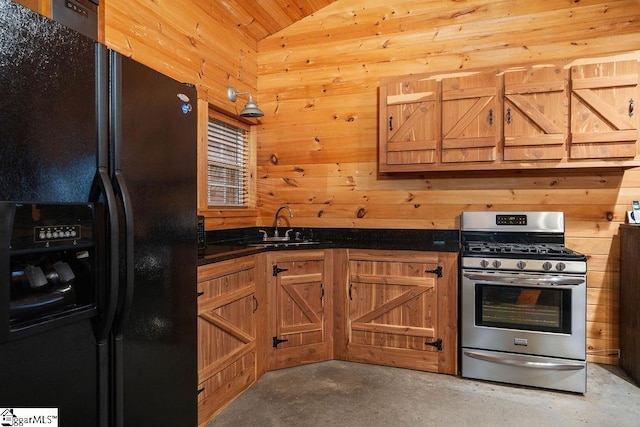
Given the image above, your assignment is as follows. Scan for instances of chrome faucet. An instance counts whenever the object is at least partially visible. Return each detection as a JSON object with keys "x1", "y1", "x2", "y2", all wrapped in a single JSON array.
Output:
[{"x1": 273, "y1": 205, "x2": 294, "y2": 238}]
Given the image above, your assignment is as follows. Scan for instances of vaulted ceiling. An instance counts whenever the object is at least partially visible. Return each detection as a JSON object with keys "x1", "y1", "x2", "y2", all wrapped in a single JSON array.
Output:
[{"x1": 207, "y1": 0, "x2": 336, "y2": 43}]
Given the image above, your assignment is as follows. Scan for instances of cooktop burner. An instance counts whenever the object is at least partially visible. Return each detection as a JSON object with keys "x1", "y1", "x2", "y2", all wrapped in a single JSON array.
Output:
[
  {"x1": 465, "y1": 242, "x2": 579, "y2": 256},
  {"x1": 460, "y1": 211, "x2": 588, "y2": 271}
]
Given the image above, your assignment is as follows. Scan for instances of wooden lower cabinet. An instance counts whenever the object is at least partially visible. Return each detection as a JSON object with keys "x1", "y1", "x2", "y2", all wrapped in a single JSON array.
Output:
[
  {"x1": 196, "y1": 255, "x2": 262, "y2": 426},
  {"x1": 197, "y1": 248, "x2": 458, "y2": 424},
  {"x1": 267, "y1": 249, "x2": 334, "y2": 370},
  {"x1": 343, "y1": 249, "x2": 458, "y2": 375}
]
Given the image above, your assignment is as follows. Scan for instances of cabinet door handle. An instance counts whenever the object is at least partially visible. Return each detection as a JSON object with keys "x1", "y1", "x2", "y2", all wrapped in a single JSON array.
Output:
[
  {"x1": 389, "y1": 115, "x2": 393, "y2": 131},
  {"x1": 506, "y1": 107, "x2": 512, "y2": 124},
  {"x1": 349, "y1": 283, "x2": 353, "y2": 300},
  {"x1": 320, "y1": 283, "x2": 325, "y2": 300},
  {"x1": 252, "y1": 295, "x2": 258, "y2": 313},
  {"x1": 488, "y1": 109, "x2": 494, "y2": 125},
  {"x1": 630, "y1": 98, "x2": 635, "y2": 117}
]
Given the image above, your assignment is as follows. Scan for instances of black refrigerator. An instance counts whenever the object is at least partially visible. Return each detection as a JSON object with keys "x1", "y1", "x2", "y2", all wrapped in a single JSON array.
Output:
[{"x1": 0, "y1": 0, "x2": 198, "y2": 425}]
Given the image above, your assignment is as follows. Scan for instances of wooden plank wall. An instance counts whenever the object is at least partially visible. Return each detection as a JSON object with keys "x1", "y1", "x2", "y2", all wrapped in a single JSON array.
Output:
[
  {"x1": 256, "y1": 0, "x2": 640, "y2": 364},
  {"x1": 103, "y1": 0, "x2": 262, "y2": 227},
  {"x1": 103, "y1": 0, "x2": 258, "y2": 118},
  {"x1": 100, "y1": 0, "x2": 640, "y2": 364}
]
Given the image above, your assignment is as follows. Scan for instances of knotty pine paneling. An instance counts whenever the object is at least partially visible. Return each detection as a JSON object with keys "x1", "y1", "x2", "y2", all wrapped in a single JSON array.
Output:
[
  {"x1": 256, "y1": 0, "x2": 640, "y2": 364},
  {"x1": 100, "y1": 0, "x2": 639, "y2": 364},
  {"x1": 103, "y1": 0, "x2": 258, "y2": 115},
  {"x1": 104, "y1": 0, "x2": 262, "y2": 229}
]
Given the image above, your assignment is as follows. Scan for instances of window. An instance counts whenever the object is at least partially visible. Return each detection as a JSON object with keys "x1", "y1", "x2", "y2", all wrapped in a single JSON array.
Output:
[{"x1": 206, "y1": 115, "x2": 249, "y2": 207}]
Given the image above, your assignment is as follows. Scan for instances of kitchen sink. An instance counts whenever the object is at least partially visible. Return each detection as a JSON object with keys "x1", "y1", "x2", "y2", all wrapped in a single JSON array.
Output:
[{"x1": 246, "y1": 240, "x2": 321, "y2": 248}]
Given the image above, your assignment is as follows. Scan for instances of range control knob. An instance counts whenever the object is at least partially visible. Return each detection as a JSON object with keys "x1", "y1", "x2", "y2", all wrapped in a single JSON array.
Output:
[
  {"x1": 556, "y1": 262, "x2": 566, "y2": 272},
  {"x1": 480, "y1": 259, "x2": 490, "y2": 268},
  {"x1": 542, "y1": 262, "x2": 553, "y2": 271},
  {"x1": 516, "y1": 261, "x2": 527, "y2": 270},
  {"x1": 492, "y1": 260, "x2": 502, "y2": 268}
]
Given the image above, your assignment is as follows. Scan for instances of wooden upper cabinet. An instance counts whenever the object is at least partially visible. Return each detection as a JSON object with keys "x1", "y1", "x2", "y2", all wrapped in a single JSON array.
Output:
[
  {"x1": 503, "y1": 66, "x2": 568, "y2": 161},
  {"x1": 570, "y1": 59, "x2": 639, "y2": 159},
  {"x1": 441, "y1": 72, "x2": 499, "y2": 163},
  {"x1": 378, "y1": 52, "x2": 640, "y2": 172},
  {"x1": 379, "y1": 77, "x2": 440, "y2": 171}
]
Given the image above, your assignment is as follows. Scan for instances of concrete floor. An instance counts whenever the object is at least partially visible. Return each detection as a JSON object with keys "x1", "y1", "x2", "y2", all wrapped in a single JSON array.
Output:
[{"x1": 207, "y1": 360, "x2": 640, "y2": 427}]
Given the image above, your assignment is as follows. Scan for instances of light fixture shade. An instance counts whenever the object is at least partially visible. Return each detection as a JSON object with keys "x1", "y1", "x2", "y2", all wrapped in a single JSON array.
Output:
[
  {"x1": 227, "y1": 86, "x2": 264, "y2": 118},
  {"x1": 240, "y1": 95, "x2": 264, "y2": 118}
]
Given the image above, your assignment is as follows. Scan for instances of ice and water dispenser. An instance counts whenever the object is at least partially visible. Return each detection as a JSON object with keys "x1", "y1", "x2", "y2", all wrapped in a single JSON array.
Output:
[{"x1": 0, "y1": 202, "x2": 98, "y2": 341}]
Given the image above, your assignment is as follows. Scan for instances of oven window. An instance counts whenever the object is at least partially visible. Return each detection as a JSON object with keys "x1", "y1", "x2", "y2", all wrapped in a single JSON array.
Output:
[{"x1": 475, "y1": 284, "x2": 571, "y2": 334}]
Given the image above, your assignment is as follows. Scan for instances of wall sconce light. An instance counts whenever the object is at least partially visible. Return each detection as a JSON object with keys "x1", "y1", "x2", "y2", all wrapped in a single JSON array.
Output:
[{"x1": 227, "y1": 86, "x2": 264, "y2": 118}]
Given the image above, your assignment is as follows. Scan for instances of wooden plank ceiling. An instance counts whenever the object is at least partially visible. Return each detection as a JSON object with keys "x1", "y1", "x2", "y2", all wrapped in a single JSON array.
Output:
[{"x1": 205, "y1": 0, "x2": 336, "y2": 43}]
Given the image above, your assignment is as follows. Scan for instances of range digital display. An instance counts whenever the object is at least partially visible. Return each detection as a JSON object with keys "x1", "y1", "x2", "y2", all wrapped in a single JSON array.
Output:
[{"x1": 496, "y1": 214, "x2": 527, "y2": 226}]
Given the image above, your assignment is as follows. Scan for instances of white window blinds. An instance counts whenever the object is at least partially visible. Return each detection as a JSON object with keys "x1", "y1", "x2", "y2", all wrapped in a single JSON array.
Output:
[{"x1": 207, "y1": 116, "x2": 249, "y2": 206}]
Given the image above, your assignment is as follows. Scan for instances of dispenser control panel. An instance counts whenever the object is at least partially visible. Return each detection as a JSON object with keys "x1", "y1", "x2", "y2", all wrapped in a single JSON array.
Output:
[{"x1": 34, "y1": 225, "x2": 80, "y2": 243}]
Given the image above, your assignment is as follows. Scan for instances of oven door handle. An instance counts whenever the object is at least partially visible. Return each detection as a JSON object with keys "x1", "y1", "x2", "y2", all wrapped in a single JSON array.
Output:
[
  {"x1": 464, "y1": 351, "x2": 586, "y2": 371},
  {"x1": 463, "y1": 272, "x2": 585, "y2": 286}
]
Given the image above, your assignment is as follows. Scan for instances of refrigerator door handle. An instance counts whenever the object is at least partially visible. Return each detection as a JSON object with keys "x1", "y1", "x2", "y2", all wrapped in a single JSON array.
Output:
[
  {"x1": 111, "y1": 169, "x2": 134, "y2": 427},
  {"x1": 89, "y1": 166, "x2": 120, "y2": 342},
  {"x1": 112, "y1": 169, "x2": 135, "y2": 335}
]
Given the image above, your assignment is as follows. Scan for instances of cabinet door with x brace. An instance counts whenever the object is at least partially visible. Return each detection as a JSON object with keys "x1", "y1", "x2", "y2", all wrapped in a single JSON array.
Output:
[
  {"x1": 570, "y1": 59, "x2": 639, "y2": 159},
  {"x1": 347, "y1": 250, "x2": 457, "y2": 374},
  {"x1": 197, "y1": 256, "x2": 258, "y2": 425},
  {"x1": 269, "y1": 250, "x2": 333, "y2": 370}
]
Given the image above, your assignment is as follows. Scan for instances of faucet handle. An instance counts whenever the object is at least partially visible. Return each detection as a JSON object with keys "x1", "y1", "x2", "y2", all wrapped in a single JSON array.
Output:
[
  {"x1": 284, "y1": 229, "x2": 294, "y2": 240},
  {"x1": 258, "y1": 229, "x2": 268, "y2": 241}
]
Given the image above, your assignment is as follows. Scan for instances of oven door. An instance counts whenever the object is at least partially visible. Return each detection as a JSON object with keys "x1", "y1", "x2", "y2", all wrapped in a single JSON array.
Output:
[{"x1": 461, "y1": 269, "x2": 586, "y2": 360}]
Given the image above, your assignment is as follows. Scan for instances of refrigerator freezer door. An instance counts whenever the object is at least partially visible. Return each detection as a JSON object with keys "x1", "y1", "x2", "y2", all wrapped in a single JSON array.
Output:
[
  {"x1": 110, "y1": 52, "x2": 198, "y2": 426},
  {"x1": 0, "y1": 1, "x2": 100, "y2": 425},
  {"x1": 0, "y1": 0, "x2": 97, "y2": 203}
]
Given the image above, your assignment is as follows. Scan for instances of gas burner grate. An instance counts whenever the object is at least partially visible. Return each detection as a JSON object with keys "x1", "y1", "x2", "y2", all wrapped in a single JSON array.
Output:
[{"x1": 465, "y1": 242, "x2": 578, "y2": 256}]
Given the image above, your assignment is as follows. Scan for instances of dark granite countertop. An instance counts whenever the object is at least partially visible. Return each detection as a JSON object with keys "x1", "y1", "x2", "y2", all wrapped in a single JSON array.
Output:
[{"x1": 199, "y1": 227, "x2": 460, "y2": 265}]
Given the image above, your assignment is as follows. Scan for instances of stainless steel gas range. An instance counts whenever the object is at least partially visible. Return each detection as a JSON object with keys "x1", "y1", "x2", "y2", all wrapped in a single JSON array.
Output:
[{"x1": 460, "y1": 211, "x2": 587, "y2": 393}]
